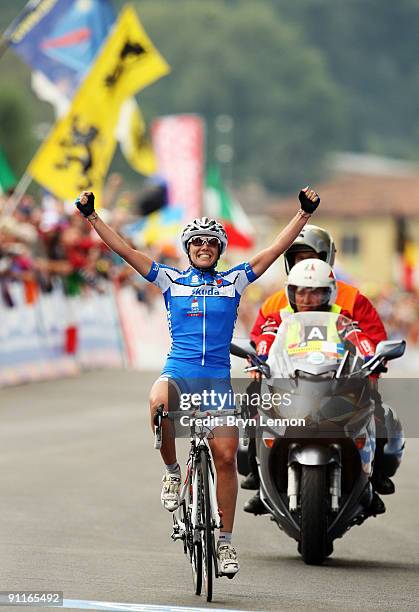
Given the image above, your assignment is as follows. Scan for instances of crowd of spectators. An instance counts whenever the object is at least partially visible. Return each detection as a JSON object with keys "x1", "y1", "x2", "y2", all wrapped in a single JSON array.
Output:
[
  {"x1": 375, "y1": 286, "x2": 419, "y2": 345},
  {"x1": 0, "y1": 178, "x2": 170, "y2": 307},
  {"x1": 1, "y1": 180, "x2": 419, "y2": 345}
]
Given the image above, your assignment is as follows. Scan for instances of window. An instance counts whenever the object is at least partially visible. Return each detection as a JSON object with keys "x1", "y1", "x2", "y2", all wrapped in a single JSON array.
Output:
[{"x1": 341, "y1": 234, "x2": 360, "y2": 255}]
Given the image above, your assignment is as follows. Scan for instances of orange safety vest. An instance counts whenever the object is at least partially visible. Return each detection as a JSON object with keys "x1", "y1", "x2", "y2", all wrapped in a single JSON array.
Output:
[{"x1": 261, "y1": 280, "x2": 359, "y2": 319}]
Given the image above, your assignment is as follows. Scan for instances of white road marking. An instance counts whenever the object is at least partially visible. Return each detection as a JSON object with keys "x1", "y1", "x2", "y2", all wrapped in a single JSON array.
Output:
[{"x1": 58, "y1": 600, "x2": 251, "y2": 612}]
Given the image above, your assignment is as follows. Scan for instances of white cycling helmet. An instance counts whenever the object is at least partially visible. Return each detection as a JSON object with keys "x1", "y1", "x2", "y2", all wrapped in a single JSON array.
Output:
[
  {"x1": 284, "y1": 224, "x2": 336, "y2": 273},
  {"x1": 181, "y1": 216, "x2": 228, "y2": 255},
  {"x1": 286, "y1": 258, "x2": 337, "y2": 310}
]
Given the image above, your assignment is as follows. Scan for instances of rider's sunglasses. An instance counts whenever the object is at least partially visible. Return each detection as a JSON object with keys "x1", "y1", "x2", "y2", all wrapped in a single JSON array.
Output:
[{"x1": 188, "y1": 236, "x2": 221, "y2": 248}]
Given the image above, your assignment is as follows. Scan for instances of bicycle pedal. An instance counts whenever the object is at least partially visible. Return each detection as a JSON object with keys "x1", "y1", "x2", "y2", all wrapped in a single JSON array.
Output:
[{"x1": 171, "y1": 526, "x2": 183, "y2": 541}]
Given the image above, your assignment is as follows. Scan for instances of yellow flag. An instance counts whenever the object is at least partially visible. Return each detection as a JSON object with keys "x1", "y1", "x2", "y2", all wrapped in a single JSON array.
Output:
[
  {"x1": 29, "y1": 4, "x2": 170, "y2": 203},
  {"x1": 404, "y1": 241, "x2": 417, "y2": 268},
  {"x1": 117, "y1": 98, "x2": 157, "y2": 176}
]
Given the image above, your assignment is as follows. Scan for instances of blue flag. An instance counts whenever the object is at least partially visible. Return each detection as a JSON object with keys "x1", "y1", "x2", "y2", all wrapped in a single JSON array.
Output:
[{"x1": 6, "y1": 0, "x2": 116, "y2": 97}]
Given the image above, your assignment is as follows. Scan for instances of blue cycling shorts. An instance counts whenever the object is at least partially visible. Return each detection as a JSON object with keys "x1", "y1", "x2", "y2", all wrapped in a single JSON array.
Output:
[{"x1": 158, "y1": 358, "x2": 236, "y2": 412}]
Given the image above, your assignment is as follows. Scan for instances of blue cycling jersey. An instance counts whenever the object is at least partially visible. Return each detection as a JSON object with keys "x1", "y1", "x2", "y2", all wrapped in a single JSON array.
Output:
[{"x1": 145, "y1": 261, "x2": 257, "y2": 370}]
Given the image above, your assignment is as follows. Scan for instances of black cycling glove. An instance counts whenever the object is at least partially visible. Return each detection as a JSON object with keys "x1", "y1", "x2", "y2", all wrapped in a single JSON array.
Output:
[
  {"x1": 298, "y1": 189, "x2": 320, "y2": 214},
  {"x1": 75, "y1": 192, "x2": 95, "y2": 217}
]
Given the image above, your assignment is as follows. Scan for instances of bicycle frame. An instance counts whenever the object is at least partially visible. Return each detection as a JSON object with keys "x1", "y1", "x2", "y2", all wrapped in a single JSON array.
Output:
[{"x1": 175, "y1": 435, "x2": 222, "y2": 541}]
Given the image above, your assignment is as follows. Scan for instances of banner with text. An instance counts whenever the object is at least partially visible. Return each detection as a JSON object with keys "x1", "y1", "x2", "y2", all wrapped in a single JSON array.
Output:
[{"x1": 152, "y1": 114, "x2": 205, "y2": 222}]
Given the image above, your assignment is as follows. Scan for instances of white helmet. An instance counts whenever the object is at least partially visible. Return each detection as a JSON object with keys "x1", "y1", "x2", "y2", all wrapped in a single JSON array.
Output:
[
  {"x1": 181, "y1": 216, "x2": 228, "y2": 255},
  {"x1": 284, "y1": 224, "x2": 336, "y2": 273},
  {"x1": 286, "y1": 258, "x2": 337, "y2": 310}
]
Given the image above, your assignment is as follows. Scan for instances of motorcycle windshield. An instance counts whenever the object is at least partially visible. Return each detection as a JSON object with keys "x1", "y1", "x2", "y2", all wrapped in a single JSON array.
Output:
[{"x1": 268, "y1": 311, "x2": 362, "y2": 377}]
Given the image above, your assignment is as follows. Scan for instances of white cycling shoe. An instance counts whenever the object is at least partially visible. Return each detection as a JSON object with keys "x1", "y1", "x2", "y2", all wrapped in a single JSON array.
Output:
[
  {"x1": 217, "y1": 543, "x2": 240, "y2": 577},
  {"x1": 161, "y1": 472, "x2": 181, "y2": 512}
]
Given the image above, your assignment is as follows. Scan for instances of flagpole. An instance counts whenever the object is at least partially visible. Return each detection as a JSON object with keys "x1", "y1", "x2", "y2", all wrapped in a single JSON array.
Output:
[
  {"x1": 2, "y1": 171, "x2": 33, "y2": 216},
  {"x1": 0, "y1": 36, "x2": 10, "y2": 61},
  {"x1": 0, "y1": 0, "x2": 42, "y2": 61}
]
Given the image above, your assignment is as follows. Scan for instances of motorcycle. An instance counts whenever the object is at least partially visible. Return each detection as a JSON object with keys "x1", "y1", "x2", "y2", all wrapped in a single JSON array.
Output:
[{"x1": 231, "y1": 311, "x2": 405, "y2": 565}]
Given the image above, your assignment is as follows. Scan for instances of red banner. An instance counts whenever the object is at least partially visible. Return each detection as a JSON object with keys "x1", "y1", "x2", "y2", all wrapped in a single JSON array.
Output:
[{"x1": 152, "y1": 114, "x2": 205, "y2": 221}]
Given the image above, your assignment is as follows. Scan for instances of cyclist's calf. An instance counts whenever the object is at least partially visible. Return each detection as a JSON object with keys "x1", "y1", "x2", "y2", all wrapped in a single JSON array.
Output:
[{"x1": 210, "y1": 431, "x2": 239, "y2": 533}]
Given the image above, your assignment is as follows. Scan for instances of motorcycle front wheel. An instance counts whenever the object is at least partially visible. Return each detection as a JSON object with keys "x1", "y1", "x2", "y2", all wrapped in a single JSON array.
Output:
[{"x1": 300, "y1": 465, "x2": 329, "y2": 565}]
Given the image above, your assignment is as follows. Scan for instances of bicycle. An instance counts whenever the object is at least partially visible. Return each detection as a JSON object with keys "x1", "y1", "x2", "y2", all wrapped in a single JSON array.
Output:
[{"x1": 154, "y1": 405, "x2": 242, "y2": 602}]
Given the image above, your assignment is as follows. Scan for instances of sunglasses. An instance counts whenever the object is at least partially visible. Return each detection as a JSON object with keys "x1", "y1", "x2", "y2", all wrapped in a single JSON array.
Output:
[{"x1": 188, "y1": 236, "x2": 221, "y2": 248}]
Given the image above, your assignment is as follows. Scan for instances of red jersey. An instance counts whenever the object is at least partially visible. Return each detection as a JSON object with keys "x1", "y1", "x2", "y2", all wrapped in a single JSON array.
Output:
[{"x1": 250, "y1": 281, "x2": 386, "y2": 358}]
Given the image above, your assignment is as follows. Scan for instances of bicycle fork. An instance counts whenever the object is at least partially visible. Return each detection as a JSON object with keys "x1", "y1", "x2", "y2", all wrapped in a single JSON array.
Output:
[
  {"x1": 207, "y1": 464, "x2": 222, "y2": 528},
  {"x1": 191, "y1": 461, "x2": 201, "y2": 544}
]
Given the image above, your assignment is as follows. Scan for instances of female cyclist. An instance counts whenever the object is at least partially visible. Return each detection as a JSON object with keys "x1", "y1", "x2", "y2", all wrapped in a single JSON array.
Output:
[{"x1": 75, "y1": 186, "x2": 320, "y2": 576}]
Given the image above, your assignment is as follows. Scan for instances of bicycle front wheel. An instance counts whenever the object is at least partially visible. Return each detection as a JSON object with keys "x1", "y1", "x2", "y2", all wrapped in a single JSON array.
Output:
[
  {"x1": 191, "y1": 538, "x2": 203, "y2": 595},
  {"x1": 187, "y1": 487, "x2": 202, "y2": 595},
  {"x1": 200, "y1": 448, "x2": 215, "y2": 602}
]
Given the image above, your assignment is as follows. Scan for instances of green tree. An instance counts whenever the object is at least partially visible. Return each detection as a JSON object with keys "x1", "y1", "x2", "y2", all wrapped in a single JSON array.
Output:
[
  {"x1": 127, "y1": 0, "x2": 343, "y2": 192},
  {"x1": 273, "y1": 0, "x2": 419, "y2": 159}
]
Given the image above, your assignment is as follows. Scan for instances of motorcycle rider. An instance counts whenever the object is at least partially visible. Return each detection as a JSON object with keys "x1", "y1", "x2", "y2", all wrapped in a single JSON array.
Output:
[
  {"x1": 251, "y1": 225, "x2": 387, "y2": 358},
  {"x1": 243, "y1": 239, "x2": 403, "y2": 516},
  {"x1": 241, "y1": 226, "x2": 340, "y2": 494}
]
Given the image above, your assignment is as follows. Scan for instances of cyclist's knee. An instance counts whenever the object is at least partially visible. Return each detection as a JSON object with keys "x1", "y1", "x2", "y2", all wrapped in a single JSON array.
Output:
[
  {"x1": 149, "y1": 378, "x2": 180, "y2": 434},
  {"x1": 150, "y1": 393, "x2": 166, "y2": 414},
  {"x1": 149, "y1": 378, "x2": 178, "y2": 413},
  {"x1": 216, "y1": 454, "x2": 237, "y2": 473},
  {"x1": 149, "y1": 394, "x2": 165, "y2": 424},
  {"x1": 149, "y1": 383, "x2": 167, "y2": 431},
  {"x1": 211, "y1": 441, "x2": 238, "y2": 470}
]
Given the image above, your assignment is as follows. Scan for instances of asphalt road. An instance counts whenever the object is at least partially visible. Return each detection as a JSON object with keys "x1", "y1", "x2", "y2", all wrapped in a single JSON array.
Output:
[{"x1": 0, "y1": 371, "x2": 418, "y2": 612}]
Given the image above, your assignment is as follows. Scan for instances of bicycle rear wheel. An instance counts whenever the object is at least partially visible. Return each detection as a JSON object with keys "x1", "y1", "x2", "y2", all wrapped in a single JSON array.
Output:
[{"x1": 200, "y1": 448, "x2": 215, "y2": 602}]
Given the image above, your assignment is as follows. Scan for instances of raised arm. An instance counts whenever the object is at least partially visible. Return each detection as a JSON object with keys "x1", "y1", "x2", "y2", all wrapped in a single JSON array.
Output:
[
  {"x1": 249, "y1": 187, "x2": 320, "y2": 278},
  {"x1": 76, "y1": 191, "x2": 153, "y2": 278}
]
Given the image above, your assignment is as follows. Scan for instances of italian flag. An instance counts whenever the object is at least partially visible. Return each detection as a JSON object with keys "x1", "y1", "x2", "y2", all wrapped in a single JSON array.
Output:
[
  {"x1": 204, "y1": 166, "x2": 254, "y2": 249},
  {"x1": 0, "y1": 148, "x2": 16, "y2": 194}
]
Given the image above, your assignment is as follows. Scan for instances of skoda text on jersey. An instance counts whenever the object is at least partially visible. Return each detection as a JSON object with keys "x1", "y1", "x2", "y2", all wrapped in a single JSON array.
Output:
[{"x1": 145, "y1": 262, "x2": 257, "y2": 371}]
